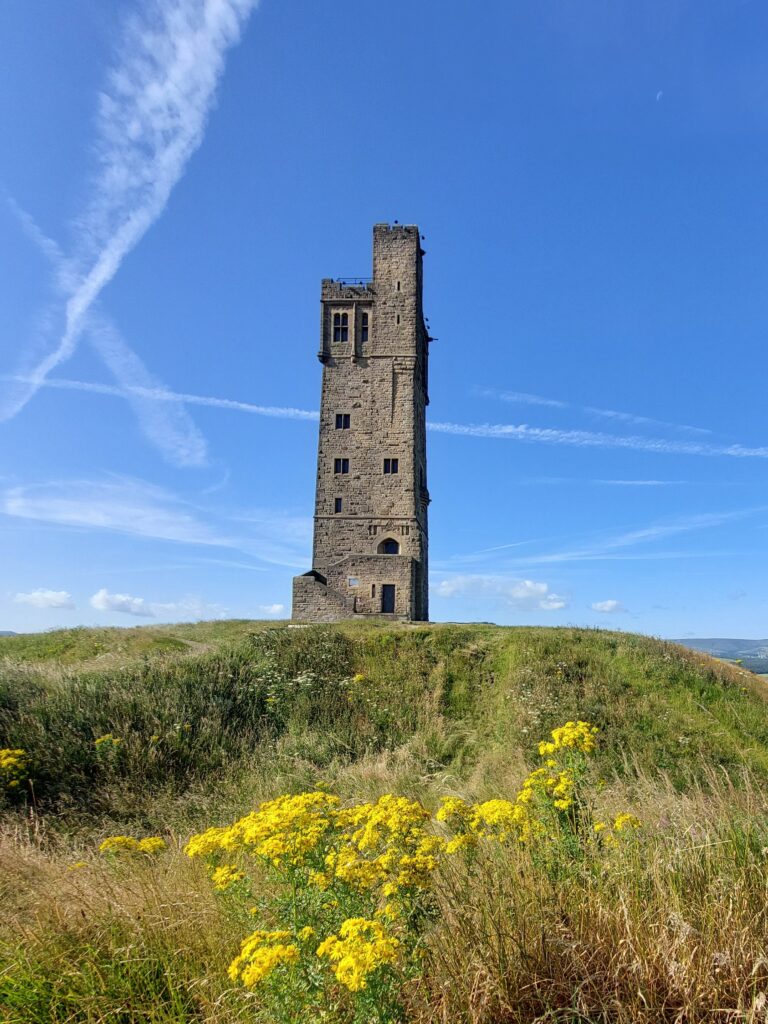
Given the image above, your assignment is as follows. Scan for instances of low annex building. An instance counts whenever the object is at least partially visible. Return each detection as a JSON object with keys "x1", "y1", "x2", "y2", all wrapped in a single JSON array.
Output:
[{"x1": 292, "y1": 224, "x2": 431, "y2": 622}]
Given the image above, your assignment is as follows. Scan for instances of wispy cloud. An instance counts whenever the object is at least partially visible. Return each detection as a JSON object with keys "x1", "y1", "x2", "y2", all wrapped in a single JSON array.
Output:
[
  {"x1": 149, "y1": 594, "x2": 227, "y2": 619},
  {"x1": 1, "y1": 475, "x2": 312, "y2": 569},
  {"x1": 519, "y1": 477, "x2": 688, "y2": 487},
  {"x1": 435, "y1": 575, "x2": 567, "y2": 611},
  {"x1": 591, "y1": 599, "x2": 626, "y2": 613},
  {"x1": 482, "y1": 388, "x2": 711, "y2": 436},
  {"x1": 2, "y1": 477, "x2": 230, "y2": 547},
  {"x1": 1, "y1": 0, "x2": 258, "y2": 422},
  {"x1": 11, "y1": 374, "x2": 768, "y2": 461},
  {"x1": 506, "y1": 509, "x2": 761, "y2": 568},
  {"x1": 6, "y1": 208, "x2": 209, "y2": 468},
  {"x1": 440, "y1": 508, "x2": 756, "y2": 574},
  {"x1": 14, "y1": 589, "x2": 75, "y2": 609},
  {"x1": 257, "y1": 603, "x2": 286, "y2": 616},
  {"x1": 90, "y1": 588, "x2": 153, "y2": 617},
  {"x1": 2, "y1": 374, "x2": 319, "y2": 423},
  {"x1": 428, "y1": 420, "x2": 768, "y2": 459}
]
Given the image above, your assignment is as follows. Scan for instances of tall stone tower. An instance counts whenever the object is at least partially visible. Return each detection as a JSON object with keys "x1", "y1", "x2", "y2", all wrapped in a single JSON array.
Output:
[{"x1": 292, "y1": 224, "x2": 430, "y2": 622}]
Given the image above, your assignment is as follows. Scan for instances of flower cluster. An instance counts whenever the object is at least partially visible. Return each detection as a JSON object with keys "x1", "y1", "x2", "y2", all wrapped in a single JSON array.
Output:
[
  {"x1": 94, "y1": 734, "x2": 122, "y2": 752},
  {"x1": 317, "y1": 918, "x2": 400, "y2": 992},
  {"x1": 228, "y1": 930, "x2": 300, "y2": 987},
  {"x1": 185, "y1": 791, "x2": 339, "y2": 868},
  {"x1": 210, "y1": 864, "x2": 245, "y2": 891},
  {"x1": 184, "y1": 720, "x2": 640, "y2": 1021},
  {"x1": 0, "y1": 748, "x2": 27, "y2": 790},
  {"x1": 99, "y1": 835, "x2": 166, "y2": 856},
  {"x1": 538, "y1": 720, "x2": 598, "y2": 757}
]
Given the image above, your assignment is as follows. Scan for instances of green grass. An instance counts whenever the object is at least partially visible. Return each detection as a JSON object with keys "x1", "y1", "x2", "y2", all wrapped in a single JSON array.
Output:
[
  {"x1": 2, "y1": 623, "x2": 767, "y2": 824},
  {"x1": 2, "y1": 621, "x2": 768, "y2": 1022}
]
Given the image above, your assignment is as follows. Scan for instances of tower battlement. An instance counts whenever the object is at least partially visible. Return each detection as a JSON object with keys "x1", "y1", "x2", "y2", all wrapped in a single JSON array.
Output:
[{"x1": 292, "y1": 224, "x2": 430, "y2": 622}]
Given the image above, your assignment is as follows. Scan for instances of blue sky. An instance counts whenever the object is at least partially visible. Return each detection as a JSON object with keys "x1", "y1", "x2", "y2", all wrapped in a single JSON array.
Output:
[{"x1": 2, "y1": 0, "x2": 768, "y2": 637}]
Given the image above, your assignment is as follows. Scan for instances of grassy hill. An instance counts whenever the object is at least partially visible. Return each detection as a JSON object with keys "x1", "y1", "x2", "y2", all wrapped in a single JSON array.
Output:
[{"x1": 2, "y1": 622, "x2": 768, "y2": 1022}]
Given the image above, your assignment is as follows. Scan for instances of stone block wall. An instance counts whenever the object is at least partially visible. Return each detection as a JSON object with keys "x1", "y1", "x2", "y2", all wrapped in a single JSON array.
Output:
[{"x1": 292, "y1": 224, "x2": 430, "y2": 622}]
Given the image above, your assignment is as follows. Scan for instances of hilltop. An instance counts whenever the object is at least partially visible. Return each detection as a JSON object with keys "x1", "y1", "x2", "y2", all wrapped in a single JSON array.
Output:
[
  {"x1": 2, "y1": 621, "x2": 768, "y2": 1023},
  {"x1": 2, "y1": 620, "x2": 767, "y2": 823}
]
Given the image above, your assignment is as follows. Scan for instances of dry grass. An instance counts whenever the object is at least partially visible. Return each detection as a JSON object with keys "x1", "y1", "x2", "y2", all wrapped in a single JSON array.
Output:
[{"x1": 3, "y1": 623, "x2": 768, "y2": 1021}]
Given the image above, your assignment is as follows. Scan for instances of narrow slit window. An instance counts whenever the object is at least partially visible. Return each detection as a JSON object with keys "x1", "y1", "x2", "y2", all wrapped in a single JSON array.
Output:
[
  {"x1": 371, "y1": 584, "x2": 376, "y2": 597},
  {"x1": 396, "y1": 314, "x2": 401, "y2": 325},
  {"x1": 383, "y1": 458, "x2": 399, "y2": 474},
  {"x1": 360, "y1": 312, "x2": 369, "y2": 343},
  {"x1": 334, "y1": 497, "x2": 342, "y2": 513},
  {"x1": 335, "y1": 413, "x2": 350, "y2": 429},
  {"x1": 334, "y1": 458, "x2": 349, "y2": 474}
]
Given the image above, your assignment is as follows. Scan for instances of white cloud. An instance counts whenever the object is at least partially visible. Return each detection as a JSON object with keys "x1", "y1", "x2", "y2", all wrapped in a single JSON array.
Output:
[
  {"x1": 435, "y1": 575, "x2": 567, "y2": 611},
  {"x1": 151, "y1": 595, "x2": 227, "y2": 619},
  {"x1": 3, "y1": 374, "x2": 319, "y2": 423},
  {"x1": 482, "y1": 388, "x2": 711, "y2": 436},
  {"x1": 591, "y1": 600, "x2": 626, "y2": 613},
  {"x1": 258, "y1": 603, "x2": 286, "y2": 616},
  {"x1": 428, "y1": 420, "x2": 768, "y2": 460},
  {"x1": 6, "y1": 206, "x2": 209, "y2": 469},
  {"x1": 14, "y1": 589, "x2": 74, "y2": 609},
  {"x1": 2, "y1": 476, "x2": 230, "y2": 547},
  {"x1": 1, "y1": 0, "x2": 258, "y2": 424},
  {"x1": 90, "y1": 588, "x2": 154, "y2": 617}
]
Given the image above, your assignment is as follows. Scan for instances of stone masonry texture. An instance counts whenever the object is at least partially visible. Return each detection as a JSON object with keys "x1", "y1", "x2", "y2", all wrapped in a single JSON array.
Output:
[{"x1": 292, "y1": 224, "x2": 430, "y2": 622}]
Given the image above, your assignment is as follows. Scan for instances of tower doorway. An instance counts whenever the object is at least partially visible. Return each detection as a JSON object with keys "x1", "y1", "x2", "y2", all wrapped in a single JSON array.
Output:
[{"x1": 381, "y1": 584, "x2": 396, "y2": 614}]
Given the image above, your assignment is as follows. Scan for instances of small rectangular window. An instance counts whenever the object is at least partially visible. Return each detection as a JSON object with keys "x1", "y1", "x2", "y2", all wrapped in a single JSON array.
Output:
[
  {"x1": 334, "y1": 458, "x2": 349, "y2": 474},
  {"x1": 361, "y1": 312, "x2": 369, "y2": 343},
  {"x1": 383, "y1": 458, "x2": 399, "y2": 474},
  {"x1": 371, "y1": 584, "x2": 376, "y2": 597},
  {"x1": 334, "y1": 497, "x2": 342, "y2": 513},
  {"x1": 335, "y1": 413, "x2": 350, "y2": 429},
  {"x1": 348, "y1": 577, "x2": 359, "y2": 588}
]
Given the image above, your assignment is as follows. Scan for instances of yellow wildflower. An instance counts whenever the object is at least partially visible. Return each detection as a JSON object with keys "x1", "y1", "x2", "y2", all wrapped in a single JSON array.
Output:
[
  {"x1": 211, "y1": 864, "x2": 245, "y2": 890},
  {"x1": 316, "y1": 918, "x2": 400, "y2": 992},
  {"x1": 613, "y1": 812, "x2": 641, "y2": 832},
  {"x1": 94, "y1": 734, "x2": 121, "y2": 749},
  {"x1": 137, "y1": 837, "x2": 166, "y2": 855},
  {"x1": 298, "y1": 926, "x2": 315, "y2": 942},
  {"x1": 213, "y1": 791, "x2": 339, "y2": 867},
  {"x1": 184, "y1": 825, "x2": 231, "y2": 859},
  {"x1": 99, "y1": 836, "x2": 140, "y2": 855},
  {"x1": 538, "y1": 720, "x2": 598, "y2": 757},
  {"x1": 228, "y1": 930, "x2": 299, "y2": 987},
  {"x1": 99, "y1": 835, "x2": 165, "y2": 856},
  {"x1": 0, "y1": 748, "x2": 28, "y2": 789}
]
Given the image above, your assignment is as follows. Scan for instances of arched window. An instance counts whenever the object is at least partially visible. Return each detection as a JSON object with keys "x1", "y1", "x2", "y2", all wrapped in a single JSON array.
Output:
[
  {"x1": 378, "y1": 538, "x2": 400, "y2": 555},
  {"x1": 333, "y1": 312, "x2": 349, "y2": 343}
]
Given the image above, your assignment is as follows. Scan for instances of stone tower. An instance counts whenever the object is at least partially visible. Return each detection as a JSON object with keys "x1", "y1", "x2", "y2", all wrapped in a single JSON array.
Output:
[{"x1": 292, "y1": 224, "x2": 430, "y2": 622}]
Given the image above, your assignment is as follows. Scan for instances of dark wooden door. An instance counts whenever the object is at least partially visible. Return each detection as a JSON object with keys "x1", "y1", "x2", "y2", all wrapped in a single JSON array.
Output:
[{"x1": 381, "y1": 584, "x2": 395, "y2": 614}]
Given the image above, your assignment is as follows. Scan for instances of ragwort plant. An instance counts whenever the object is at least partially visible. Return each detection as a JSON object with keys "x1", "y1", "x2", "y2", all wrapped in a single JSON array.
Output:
[{"x1": 185, "y1": 720, "x2": 638, "y2": 1023}]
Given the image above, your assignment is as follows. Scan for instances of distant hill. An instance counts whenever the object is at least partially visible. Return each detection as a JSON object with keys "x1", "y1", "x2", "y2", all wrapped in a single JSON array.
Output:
[
  {"x1": 675, "y1": 638, "x2": 768, "y2": 675},
  {"x1": 0, "y1": 630, "x2": 16, "y2": 637},
  {"x1": 675, "y1": 638, "x2": 768, "y2": 658}
]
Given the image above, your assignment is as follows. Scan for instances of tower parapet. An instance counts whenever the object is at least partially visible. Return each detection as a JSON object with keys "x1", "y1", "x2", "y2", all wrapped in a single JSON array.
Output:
[{"x1": 292, "y1": 224, "x2": 430, "y2": 622}]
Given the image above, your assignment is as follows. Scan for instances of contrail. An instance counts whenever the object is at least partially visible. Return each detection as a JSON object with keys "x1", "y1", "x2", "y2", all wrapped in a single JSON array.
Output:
[
  {"x1": 10, "y1": 373, "x2": 768, "y2": 460},
  {"x1": 1, "y1": 0, "x2": 259, "y2": 422},
  {"x1": 428, "y1": 420, "x2": 768, "y2": 459},
  {"x1": 2, "y1": 375, "x2": 319, "y2": 423}
]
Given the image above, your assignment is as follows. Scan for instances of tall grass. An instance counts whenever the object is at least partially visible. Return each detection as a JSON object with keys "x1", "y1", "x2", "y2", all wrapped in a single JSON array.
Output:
[{"x1": 2, "y1": 623, "x2": 768, "y2": 1021}]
